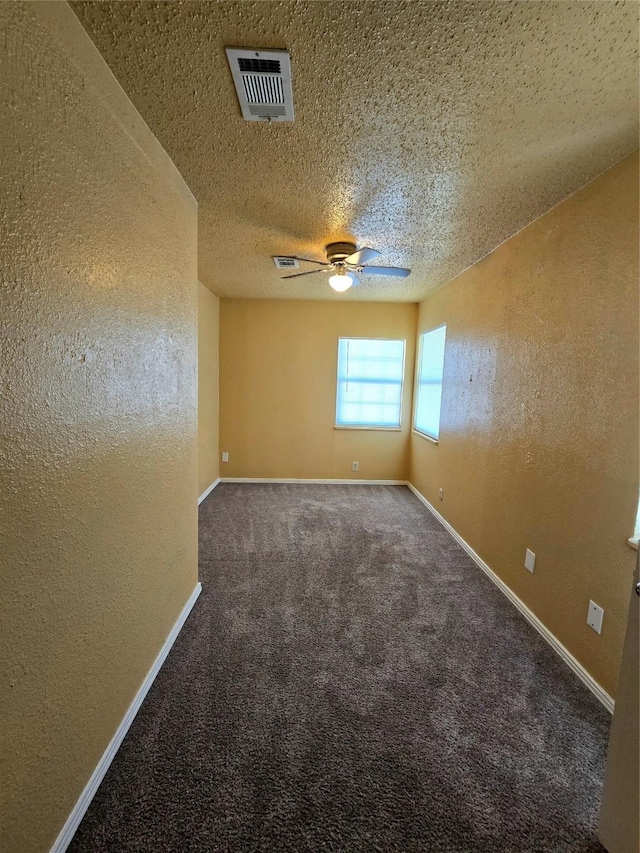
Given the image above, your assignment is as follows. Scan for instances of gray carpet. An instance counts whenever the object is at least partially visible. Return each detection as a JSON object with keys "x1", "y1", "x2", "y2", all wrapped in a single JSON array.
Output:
[{"x1": 69, "y1": 484, "x2": 609, "y2": 852}]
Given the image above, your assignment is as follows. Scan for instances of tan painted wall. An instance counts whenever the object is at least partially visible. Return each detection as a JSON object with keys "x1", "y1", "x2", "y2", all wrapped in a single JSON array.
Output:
[
  {"x1": 198, "y1": 283, "x2": 220, "y2": 495},
  {"x1": 219, "y1": 300, "x2": 418, "y2": 480},
  {"x1": 0, "y1": 5, "x2": 198, "y2": 852},
  {"x1": 410, "y1": 153, "x2": 639, "y2": 698}
]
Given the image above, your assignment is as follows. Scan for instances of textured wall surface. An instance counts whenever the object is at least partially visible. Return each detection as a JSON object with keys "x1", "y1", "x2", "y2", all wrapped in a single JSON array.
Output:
[
  {"x1": 0, "y1": 4, "x2": 198, "y2": 852},
  {"x1": 410, "y1": 154, "x2": 639, "y2": 698},
  {"x1": 71, "y1": 0, "x2": 639, "y2": 302},
  {"x1": 198, "y1": 283, "x2": 220, "y2": 496},
  {"x1": 219, "y1": 301, "x2": 417, "y2": 480}
]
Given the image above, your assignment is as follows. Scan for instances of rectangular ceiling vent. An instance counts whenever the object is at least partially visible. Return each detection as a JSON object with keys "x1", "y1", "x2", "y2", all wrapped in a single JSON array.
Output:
[
  {"x1": 272, "y1": 256, "x2": 299, "y2": 270},
  {"x1": 225, "y1": 48, "x2": 294, "y2": 122}
]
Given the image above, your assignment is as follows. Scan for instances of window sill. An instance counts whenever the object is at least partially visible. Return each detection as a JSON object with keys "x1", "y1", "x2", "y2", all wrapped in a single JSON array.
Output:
[
  {"x1": 627, "y1": 537, "x2": 639, "y2": 551},
  {"x1": 335, "y1": 425, "x2": 402, "y2": 432},
  {"x1": 412, "y1": 429, "x2": 439, "y2": 445}
]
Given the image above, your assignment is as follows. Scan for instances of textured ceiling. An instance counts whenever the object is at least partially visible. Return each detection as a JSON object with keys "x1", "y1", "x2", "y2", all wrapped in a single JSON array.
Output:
[{"x1": 71, "y1": 0, "x2": 639, "y2": 302}]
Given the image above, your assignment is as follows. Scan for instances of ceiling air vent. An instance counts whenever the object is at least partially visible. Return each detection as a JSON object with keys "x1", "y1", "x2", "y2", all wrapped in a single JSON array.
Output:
[
  {"x1": 272, "y1": 256, "x2": 299, "y2": 270},
  {"x1": 225, "y1": 48, "x2": 294, "y2": 122}
]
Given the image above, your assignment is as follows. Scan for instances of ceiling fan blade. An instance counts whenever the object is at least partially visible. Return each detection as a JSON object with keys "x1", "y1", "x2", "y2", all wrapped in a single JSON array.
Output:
[
  {"x1": 359, "y1": 265, "x2": 411, "y2": 278},
  {"x1": 292, "y1": 256, "x2": 331, "y2": 266},
  {"x1": 281, "y1": 268, "x2": 330, "y2": 279},
  {"x1": 345, "y1": 246, "x2": 381, "y2": 265}
]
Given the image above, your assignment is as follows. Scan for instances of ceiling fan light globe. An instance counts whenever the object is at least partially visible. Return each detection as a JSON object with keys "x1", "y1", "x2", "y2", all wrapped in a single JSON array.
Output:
[{"x1": 329, "y1": 273, "x2": 353, "y2": 292}]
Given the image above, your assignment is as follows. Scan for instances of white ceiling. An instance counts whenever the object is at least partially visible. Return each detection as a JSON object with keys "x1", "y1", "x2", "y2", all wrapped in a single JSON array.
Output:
[{"x1": 72, "y1": 0, "x2": 639, "y2": 301}]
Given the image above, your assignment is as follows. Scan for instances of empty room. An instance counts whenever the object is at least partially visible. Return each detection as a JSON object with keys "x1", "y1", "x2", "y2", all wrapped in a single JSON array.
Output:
[{"x1": 2, "y1": 2, "x2": 638, "y2": 852}]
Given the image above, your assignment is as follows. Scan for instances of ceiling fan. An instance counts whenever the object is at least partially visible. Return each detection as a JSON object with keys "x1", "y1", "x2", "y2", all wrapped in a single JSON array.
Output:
[{"x1": 279, "y1": 242, "x2": 411, "y2": 292}]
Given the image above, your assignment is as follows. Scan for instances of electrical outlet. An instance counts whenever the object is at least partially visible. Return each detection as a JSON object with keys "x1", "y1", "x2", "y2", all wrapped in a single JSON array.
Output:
[
  {"x1": 524, "y1": 549, "x2": 536, "y2": 573},
  {"x1": 587, "y1": 600, "x2": 604, "y2": 635},
  {"x1": 221, "y1": 452, "x2": 229, "y2": 463},
  {"x1": 438, "y1": 488, "x2": 444, "y2": 501},
  {"x1": 352, "y1": 461, "x2": 359, "y2": 472}
]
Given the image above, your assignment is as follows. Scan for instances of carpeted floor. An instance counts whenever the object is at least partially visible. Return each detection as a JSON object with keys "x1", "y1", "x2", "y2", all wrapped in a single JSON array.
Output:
[{"x1": 69, "y1": 484, "x2": 610, "y2": 852}]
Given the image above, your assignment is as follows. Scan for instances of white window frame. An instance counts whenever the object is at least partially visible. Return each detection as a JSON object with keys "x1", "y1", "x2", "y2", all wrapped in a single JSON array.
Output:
[
  {"x1": 413, "y1": 324, "x2": 447, "y2": 442},
  {"x1": 334, "y1": 337, "x2": 406, "y2": 431}
]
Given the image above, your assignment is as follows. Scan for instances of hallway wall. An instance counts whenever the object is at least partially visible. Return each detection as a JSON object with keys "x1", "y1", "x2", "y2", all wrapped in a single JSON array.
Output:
[
  {"x1": 0, "y1": 4, "x2": 199, "y2": 852},
  {"x1": 410, "y1": 153, "x2": 639, "y2": 698}
]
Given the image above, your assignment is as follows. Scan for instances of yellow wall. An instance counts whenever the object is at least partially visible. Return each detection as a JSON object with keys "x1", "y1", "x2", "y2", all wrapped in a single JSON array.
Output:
[
  {"x1": 410, "y1": 153, "x2": 639, "y2": 698},
  {"x1": 198, "y1": 283, "x2": 220, "y2": 495},
  {"x1": 0, "y1": 5, "x2": 198, "y2": 852},
  {"x1": 219, "y1": 300, "x2": 418, "y2": 480}
]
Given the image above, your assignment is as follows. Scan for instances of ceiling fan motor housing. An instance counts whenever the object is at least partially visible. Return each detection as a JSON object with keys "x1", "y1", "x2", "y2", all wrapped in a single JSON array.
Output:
[{"x1": 325, "y1": 242, "x2": 357, "y2": 264}]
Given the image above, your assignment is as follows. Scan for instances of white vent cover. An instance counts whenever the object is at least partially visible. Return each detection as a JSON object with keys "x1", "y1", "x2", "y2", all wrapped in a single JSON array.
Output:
[
  {"x1": 272, "y1": 256, "x2": 299, "y2": 270},
  {"x1": 225, "y1": 48, "x2": 294, "y2": 122}
]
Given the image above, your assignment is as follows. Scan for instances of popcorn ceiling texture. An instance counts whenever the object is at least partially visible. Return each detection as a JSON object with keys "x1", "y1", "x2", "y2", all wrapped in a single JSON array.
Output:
[
  {"x1": 71, "y1": 0, "x2": 639, "y2": 301},
  {"x1": 1, "y1": 4, "x2": 198, "y2": 852}
]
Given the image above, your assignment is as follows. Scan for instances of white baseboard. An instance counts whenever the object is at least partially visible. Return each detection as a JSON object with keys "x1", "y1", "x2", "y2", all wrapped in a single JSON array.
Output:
[
  {"x1": 50, "y1": 582, "x2": 203, "y2": 853},
  {"x1": 406, "y1": 483, "x2": 614, "y2": 714},
  {"x1": 219, "y1": 478, "x2": 407, "y2": 485},
  {"x1": 198, "y1": 478, "x2": 220, "y2": 505}
]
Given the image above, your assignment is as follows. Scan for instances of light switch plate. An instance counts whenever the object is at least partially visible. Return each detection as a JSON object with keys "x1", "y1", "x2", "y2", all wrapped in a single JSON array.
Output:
[
  {"x1": 587, "y1": 600, "x2": 604, "y2": 634},
  {"x1": 524, "y1": 548, "x2": 536, "y2": 573}
]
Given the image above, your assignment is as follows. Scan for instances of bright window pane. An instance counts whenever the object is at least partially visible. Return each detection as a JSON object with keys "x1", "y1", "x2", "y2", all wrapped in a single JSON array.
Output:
[
  {"x1": 336, "y1": 338, "x2": 405, "y2": 428},
  {"x1": 414, "y1": 325, "x2": 446, "y2": 439}
]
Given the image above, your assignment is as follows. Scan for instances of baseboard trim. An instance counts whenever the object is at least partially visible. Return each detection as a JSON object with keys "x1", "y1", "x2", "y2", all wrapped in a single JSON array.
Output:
[
  {"x1": 50, "y1": 582, "x2": 203, "y2": 853},
  {"x1": 219, "y1": 478, "x2": 408, "y2": 485},
  {"x1": 406, "y1": 483, "x2": 614, "y2": 714},
  {"x1": 198, "y1": 478, "x2": 220, "y2": 505}
]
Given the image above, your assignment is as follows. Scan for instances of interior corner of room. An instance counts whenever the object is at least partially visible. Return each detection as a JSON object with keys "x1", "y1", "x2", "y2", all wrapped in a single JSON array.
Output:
[
  {"x1": 2, "y1": 2, "x2": 638, "y2": 852},
  {"x1": 214, "y1": 154, "x2": 638, "y2": 704}
]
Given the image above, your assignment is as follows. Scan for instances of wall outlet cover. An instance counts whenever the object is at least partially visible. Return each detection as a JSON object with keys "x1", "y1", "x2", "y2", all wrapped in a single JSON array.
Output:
[
  {"x1": 221, "y1": 452, "x2": 229, "y2": 463},
  {"x1": 438, "y1": 488, "x2": 444, "y2": 501},
  {"x1": 587, "y1": 600, "x2": 604, "y2": 634},
  {"x1": 352, "y1": 461, "x2": 359, "y2": 472},
  {"x1": 524, "y1": 548, "x2": 536, "y2": 573}
]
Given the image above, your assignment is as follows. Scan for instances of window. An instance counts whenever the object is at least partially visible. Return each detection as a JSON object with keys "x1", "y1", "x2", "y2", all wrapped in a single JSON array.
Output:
[
  {"x1": 335, "y1": 338, "x2": 405, "y2": 429},
  {"x1": 414, "y1": 324, "x2": 447, "y2": 440},
  {"x1": 630, "y1": 490, "x2": 640, "y2": 549}
]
